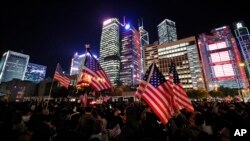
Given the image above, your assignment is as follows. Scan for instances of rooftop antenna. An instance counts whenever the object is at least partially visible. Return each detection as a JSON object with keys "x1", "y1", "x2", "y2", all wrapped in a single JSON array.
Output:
[{"x1": 123, "y1": 16, "x2": 126, "y2": 26}]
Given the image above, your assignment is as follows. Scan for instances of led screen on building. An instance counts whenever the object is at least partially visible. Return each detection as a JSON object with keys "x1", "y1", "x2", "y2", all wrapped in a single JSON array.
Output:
[{"x1": 208, "y1": 41, "x2": 227, "y2": 51}]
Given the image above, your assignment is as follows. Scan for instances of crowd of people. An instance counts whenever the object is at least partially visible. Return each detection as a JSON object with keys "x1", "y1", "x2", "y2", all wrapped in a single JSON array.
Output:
[{"x1": 0, "y1": 98, "x2": 249, "y2": 141}]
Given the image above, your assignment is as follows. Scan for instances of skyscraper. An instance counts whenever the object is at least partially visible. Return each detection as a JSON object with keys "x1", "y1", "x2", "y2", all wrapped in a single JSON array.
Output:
[
  {"x1": 198, "y1": 26, "x2": 249, "y2": 91},
  {"x1": 233, "y1": 21, "x2": 250, "y2": 77},
  {"x1": 0, "y1": 51, "x2": 29, "y2": 83},
  {"x1": 100, "y1": 18, "x2": 121, "y2": 85},
  {"x1": 70, "y1": 52, "x2": 98, "y2": 76},
  {"x1": 24, "y1": 63, "x2": 47, "y2": 83},
  {"x1": 158, "y1": 37, "x2": 205, "y2": 90},
  {"x1": 157, "y1": 18, "x2": 177, "y2": 44},
  {"x1": 120, "y1": 24, "x2": 141, "y2": 86},
  {"x1": 139, "y1": 20, "x2": 149, "y2": 77}
]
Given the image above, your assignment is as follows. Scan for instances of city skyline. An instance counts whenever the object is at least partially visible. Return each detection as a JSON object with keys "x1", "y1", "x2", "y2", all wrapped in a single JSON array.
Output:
[{"x1": 1, "y1": 0, "x2": 249, "y2": 77}]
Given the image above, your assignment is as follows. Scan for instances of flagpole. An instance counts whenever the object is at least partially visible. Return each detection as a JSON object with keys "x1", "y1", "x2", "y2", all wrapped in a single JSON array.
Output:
[{"x1": 46, "y1": 63, "x2": 58, "y2": 110}]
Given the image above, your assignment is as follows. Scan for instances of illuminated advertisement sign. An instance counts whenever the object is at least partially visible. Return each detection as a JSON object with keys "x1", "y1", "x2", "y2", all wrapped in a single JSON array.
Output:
[
  {"x1": 208, "y1": 41, "x2": 227, "y2": 51},
  {"x1": 213, "y1": 64, "x2": 234, "y2": 78},
  {"x1": 210, "y1": 51, "x2": 231, "y2": 63},
  {"x1": 103, "y1": 19, "x2": 112, "y2": 26}
]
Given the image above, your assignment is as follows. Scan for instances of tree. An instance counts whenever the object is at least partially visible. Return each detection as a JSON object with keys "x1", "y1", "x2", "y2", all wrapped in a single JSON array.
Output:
[
  {"x1": 208, "y1": 90, "x2": 223, "y2": 98},
  {"x1": 218, "y1": 86, "x2": 238, "y2": 97},
  {"x1": 186, "y1": 89, "x2": 208, "y2": 99}
]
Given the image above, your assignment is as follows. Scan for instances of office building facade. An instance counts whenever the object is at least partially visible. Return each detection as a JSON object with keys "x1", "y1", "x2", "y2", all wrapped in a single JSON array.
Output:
[
  {"x1": 157, "y1": 18, "x2": 177, "y2": 44},
  {"x1": 120, "y1": 25, "x2": 141, "y2": 86},
  {"x1": 70, "y1": 52, "x2": 98, "y2": 76},
  {"x1": 198, "y1": 26, "x2": 249, "y2": 91},
  {"x1": 100, "y1": 18, "x2": 121, "y2": 85},
  {"x1": 24, "y1": 63, "x2": 47, "y2": 83},
  {"x1": 144, "y1": 41, "x2": 159, "y2": 70},
  {"x1": 233, "y1": 21, "x2": 250, "y2": 77},
  {"x1": 0, "y1": 51, "x2": 29, "y2": 83},
  {"x1": 139, "y1": 24, "x2": 149, "y2": 76},
  {"x1": 158, "y1": 37, "x2": 205, "y2": 90}
]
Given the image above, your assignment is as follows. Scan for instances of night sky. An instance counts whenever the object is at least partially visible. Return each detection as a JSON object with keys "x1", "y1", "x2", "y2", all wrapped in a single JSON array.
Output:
[{"x1": 1, "y1": 0, "x2": 249, "y2": 78}]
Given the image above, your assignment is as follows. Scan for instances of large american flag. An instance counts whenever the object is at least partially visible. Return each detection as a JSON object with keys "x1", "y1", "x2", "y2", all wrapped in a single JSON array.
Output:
[
  {"x1": 78, "y1": 50, "x2": 112, "y2": 92},
  {"x1": 167, "y1": 62, "x2": 194, "y2": 112},
  {"x1": 135, "y1": 63, "x2": 173, "y2": 125},
  {"x1": 54, "y1": 63, "x2": 70, "y2": 89}
]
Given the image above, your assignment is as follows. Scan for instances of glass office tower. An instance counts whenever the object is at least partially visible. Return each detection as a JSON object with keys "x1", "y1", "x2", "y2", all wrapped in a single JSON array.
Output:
[
  {"x1": 120, "y1": 24, "x2": 141, "y2": 86},
  {"x1": 100, "y1": 18, "x2": 122, "y2": 85},
  {"x1": 0, "y1": 51, "x2": 29, "y2": 83},
  {"x1": 233, "y1": 21, "x2": 250, "y2": 77},
  {"x1": 157, "y1": 18, "x2": 177, "y2": 44}
]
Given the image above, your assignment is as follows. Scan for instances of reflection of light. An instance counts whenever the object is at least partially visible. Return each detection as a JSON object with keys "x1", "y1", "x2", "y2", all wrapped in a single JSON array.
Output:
[
  {"x1": 79, "y1": 54, "x2": 85, "y2": 58},
  {"x1": 239, "y1": 63, "x2": 245, "y2": 67},
  {"x1": 71, "y1": 67, "x2": 79, "y2": 70},
  {"x1": 125, "y1": 24, "x2": 130, "y2": 30},
  {"x1": 103, "y1": 19, "x2": 112, "y2": 25},
  {"x1": 90, "y1": 101, "x2": 96, "y2": 104},
  {"x1": 236, "y1": 22, "x2": 243, "y2": 28}
]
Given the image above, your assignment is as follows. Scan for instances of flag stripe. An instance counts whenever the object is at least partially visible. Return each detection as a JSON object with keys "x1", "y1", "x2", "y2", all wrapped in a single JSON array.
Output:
[{"x1": 54, "y1": 65, "x2": 70, "y2": 89}]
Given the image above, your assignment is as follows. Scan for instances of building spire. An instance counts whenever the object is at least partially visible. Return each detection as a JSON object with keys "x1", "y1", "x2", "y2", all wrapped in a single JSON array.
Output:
[{"x1": 85, "y1": 44, "x2": 90, "y2": 52}]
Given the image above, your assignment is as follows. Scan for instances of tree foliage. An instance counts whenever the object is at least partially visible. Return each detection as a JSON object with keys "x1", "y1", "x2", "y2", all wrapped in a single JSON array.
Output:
[{"x1": 186, "y1": 89, "x2": 208, "y2": 99}]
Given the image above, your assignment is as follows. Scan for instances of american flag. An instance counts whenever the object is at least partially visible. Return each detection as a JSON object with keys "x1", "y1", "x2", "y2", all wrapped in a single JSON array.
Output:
[
  {"x1": 167, "y1": 62, "x2": 194, "y2": 112},
  {"x1": 54, "y1": 63, "x2": 70, "y2": 89},
  {"x1": 135, "y1": 63, "x2": 173, "y2": 125},
  {"x1": 78, "y1": 49, "x2": 112, "y2": 92}
]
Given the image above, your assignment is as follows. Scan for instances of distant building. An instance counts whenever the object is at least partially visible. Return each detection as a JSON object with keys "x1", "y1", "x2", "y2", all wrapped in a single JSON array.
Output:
[
  {"x1": 157, "y1": 18, "x2": 177, "y2": 44},
  {"x1": 0, "y1": 79, "x2": 36, "y2": 102},
  {"x1": 70, "y1": 52, "x2": 98, "y2": 76},
  {"x1": 24, "y1": 63, "x2": 47, "y2": 83},
  {"x1": 100, "y1": 18, "x2": 122, "y2": 85},
  {"x1": 120, "y1": 24, "x2": 141, "y2": 86},
  {"x1": 0, "y1": 51, "x2": 29, "y2": 83},
  {"x1": 139, "y1": 22, "x2": 149, "y2": 76},
  {"x1": 144, "y1": 41, "x2": 159, "y2": 70},
  {"x1": 233, "y1": 21, "x2": 250, "y2": 77},
  {"x1": 198, "y1": 26, "x2": 249, "y2": 90},
  {"x1": 158, "y1": 36, "x2": 205, "y2": 90}
]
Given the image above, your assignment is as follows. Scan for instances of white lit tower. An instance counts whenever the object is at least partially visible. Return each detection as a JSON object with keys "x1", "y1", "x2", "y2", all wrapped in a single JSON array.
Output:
[
  {"x1": 0, "y1": 51, "x2": 29, "y2": 83},
  {"x1": 233, "y1": 21, "x2": 250, "y2": 77},
  {"x1": 157, "y1": 18, "x2": 177, "y2": 44},
  {"x1": 138, "y1": 19, "x2": 149, "y2": 77},
  {"x1": 100, "y1": 18, "x2": 122, "y2": 85}
]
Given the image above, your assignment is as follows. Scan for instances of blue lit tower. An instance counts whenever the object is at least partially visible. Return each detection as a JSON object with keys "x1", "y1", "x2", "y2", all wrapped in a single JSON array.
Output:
[
  {"x1": 233, "y1": 21, "x2": 250, "y2": 77},
  {"x1": 139, "y1": 19, "x2": 149, "y2": 77},
  {"x1": 0, "y1": 50, "x2": 29, "y2": 83},
  {"x1": 100, "y1": 18, "x2": 121, "y2": 85},
  {"x1": 120, "y1": 23, "x2": 141, "y2": 86},
  {"x1": 24, "y1": 63, "x2": 47, "y2": 83},
  {"x1": 157, "y1": 18, "x2": 177, "y2": 44}
]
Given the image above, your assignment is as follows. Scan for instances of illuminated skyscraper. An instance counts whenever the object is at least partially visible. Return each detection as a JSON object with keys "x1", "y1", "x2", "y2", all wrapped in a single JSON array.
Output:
[
  {"x1": 139, "y1": 20, "x2": 149, "y2": 76},
  {"x1": 233, "y1": 21, "x2": 250, "y2": 77},
  {"x1": 120, "y1": 24, "x2": 141, "y2": 86},
  {"x1": 0, "y1": 51, "x2": 29, "y2": 83},
  {"x1": 198, "y1": 26, "x2": 249, "y2": 90},
  {"x1": 100, "y1": 18, "x2": 121, "y2": 85},
  {"x1": 70, "y1": 52, "x2": 98, "y2": 75},
  {"x1": 158, "y1": 37, "x2": 205, "y2": 90},
  {"x1": 24, "y1": 63, "x2": 47, "y2": 83},
  {"x1": 157, "y1": 18, "x2": 177, "y2": 44}
]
